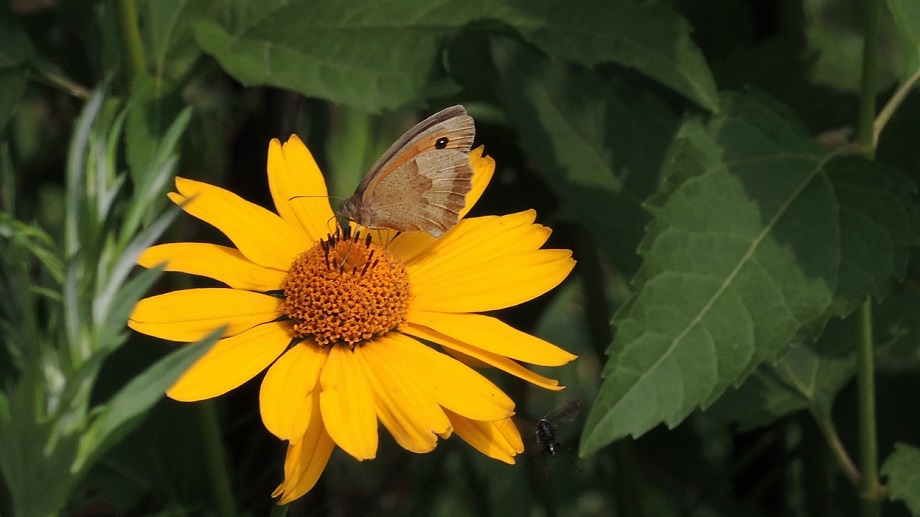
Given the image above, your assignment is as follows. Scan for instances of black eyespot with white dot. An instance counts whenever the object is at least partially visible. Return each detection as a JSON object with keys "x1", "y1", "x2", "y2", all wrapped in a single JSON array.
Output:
[{"x1": 435, "y1": 137, "x2": 449, "y2": 149}]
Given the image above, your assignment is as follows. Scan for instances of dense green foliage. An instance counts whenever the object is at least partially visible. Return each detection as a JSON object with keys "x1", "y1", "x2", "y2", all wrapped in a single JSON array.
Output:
[{"x1": 2, "y1": 0, "x2": 920, "y2": 515}]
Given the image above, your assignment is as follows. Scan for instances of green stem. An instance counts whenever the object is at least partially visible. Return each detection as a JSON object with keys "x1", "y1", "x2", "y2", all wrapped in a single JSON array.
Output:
[
  {"x1": 873, "y1": 66, "x2": 920, "y2": 145},
  {"x1": 269, "y1": 502, "x2": 289, "y2": 517},
  {"x1": 197, "y1": 402, "x2": 238, "y2": 515},
  {"x1": 27, "y1": 66, "x2": 91, "y2": 100},
  {"x1": 855, "y1": 0, "x2": 881, "y2": 154},
  {"x1": 856, "y1": 302, "x2": 881, "y2": 516},
  {"x1": 114, "y1": 0, "x2": 147, "y2": 83},
  {"x1": 854, "y1": 0, "x2": 883, "y2": 515},
  {"x1": 811, "y1": 408, "x2": 860, "y2": 488}
]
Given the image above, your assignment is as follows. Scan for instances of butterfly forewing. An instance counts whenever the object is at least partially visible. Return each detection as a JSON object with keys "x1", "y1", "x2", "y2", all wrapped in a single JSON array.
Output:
[{"x1": 341, "y1": 105, "x2": 476, "y2": 237}]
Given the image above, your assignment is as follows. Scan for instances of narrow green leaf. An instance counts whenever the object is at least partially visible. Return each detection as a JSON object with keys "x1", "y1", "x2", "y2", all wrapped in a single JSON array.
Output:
[
  {"x1": 73, "y1": 327, "x2": 224, "y2": 474},
  {"x1": 580, "y1": 91, "x2": 920, "y2": 456},
  {"x1": 882, "y1": 443, "x2": 920, "y2": 515},
  {"x1": 492, "y1": 38, "x2": 677, "y2": 273},
  {"x1": 94, "y1": 205, "x2": 181, "y2": 332}
]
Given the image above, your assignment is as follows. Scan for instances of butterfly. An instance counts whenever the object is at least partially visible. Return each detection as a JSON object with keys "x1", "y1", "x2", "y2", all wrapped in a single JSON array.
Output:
[{"x1": 340, "y1": 105, "x2": 475, "y2": 238}]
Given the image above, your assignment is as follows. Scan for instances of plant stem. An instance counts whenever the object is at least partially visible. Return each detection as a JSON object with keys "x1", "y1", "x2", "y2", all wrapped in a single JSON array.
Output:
[
  {"x1": 874, "y1": 66, "x2": 920, "y2": 145},
  {"x1": 854, "y1": 0, "x2": 882, "y2": 515},
  {"x1": 855, "y1": 0, "x2": 881, "y2": 155},
  {"x1": 114, "y1": 0, "x2": 147, "y2": 84},
  {"x1": 269, "y1": 502, "x2": 289, "y2": 517},
  {"x1": 197, "y1": 402, "x2": 238, "y2": 515},
  {"x1": 856, "y1": 302, "x2": 881, "y2": 516}
]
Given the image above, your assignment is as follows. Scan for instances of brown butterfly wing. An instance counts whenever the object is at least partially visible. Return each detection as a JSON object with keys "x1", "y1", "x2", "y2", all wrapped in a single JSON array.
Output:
[
  {"x1": 343, "y1": 105, "x2": 475, "y2": 236},
  {"x1": 359, "y1": 151, "x2": 474, "y2": 236}
]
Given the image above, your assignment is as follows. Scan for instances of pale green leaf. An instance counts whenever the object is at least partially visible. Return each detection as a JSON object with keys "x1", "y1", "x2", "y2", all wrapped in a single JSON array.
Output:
[
  {"x1": 73, "y1": 327, "x2": 224, "y2": 473},
  {"x1": 882, "y1": 443, "x2": 920, "y2": 515}
]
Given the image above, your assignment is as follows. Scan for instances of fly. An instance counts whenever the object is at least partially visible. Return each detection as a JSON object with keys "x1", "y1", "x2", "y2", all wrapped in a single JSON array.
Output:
[{"x1": 534, "y1": 398, "x2": 581, "y2": 456}]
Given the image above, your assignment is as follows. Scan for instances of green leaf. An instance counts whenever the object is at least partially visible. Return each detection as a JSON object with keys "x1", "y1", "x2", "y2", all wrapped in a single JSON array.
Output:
[
  {"x1": 882, "y1": 442, "x2": 920, "y2": 515},
  {"x1": 580, "y1": 91, "x2": 920, "y2": 456},
  {"x1": 887, "y1": 0, "x2": 920, "y2": 77},
  {"x1": 142, "y1": 0, "x2": 209, "y2": 80},
  {"x1": 0, "y1": 66, "x2": 27, "y2": 130},
  {"x1": 73, "y1": 327, "x2": 224, "y2": 474},
  {"x1": 0, "y1": 1, "x2": 38, "y2": 67},
  {"x1": 192, "y1": 0, "x2": 716, "y2": 111},
  {"x1": 492, "y1": 38, "x2": 677, "y2": 273},
  {"x1": 191, "y1": 4, "x2": 462, "y2": 112},
  {"x1": 702, "y1": 314, "x2": 858, "y2": 431},
  {"x1": 512, "y1": 0, "x2": 719, "y2": 112},
  {"x1": 124, "y1": 75, "x2": 186, "y2": 194}
]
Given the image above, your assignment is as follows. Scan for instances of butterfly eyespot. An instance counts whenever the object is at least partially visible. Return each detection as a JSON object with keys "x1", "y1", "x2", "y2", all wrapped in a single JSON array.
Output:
[{"x1": 435, "y1": 137, "x2": 449, "y2": 149}]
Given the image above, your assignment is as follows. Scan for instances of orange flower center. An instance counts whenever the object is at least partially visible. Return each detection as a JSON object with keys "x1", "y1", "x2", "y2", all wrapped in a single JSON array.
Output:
[{"x1": 281, "y1": 228, "x2": 411, "y2": 346}]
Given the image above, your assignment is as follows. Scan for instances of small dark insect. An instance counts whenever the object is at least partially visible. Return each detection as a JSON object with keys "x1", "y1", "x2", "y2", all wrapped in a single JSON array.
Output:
[{"x1": 534, "y1": 399, "x2": 581, "y2": 456}]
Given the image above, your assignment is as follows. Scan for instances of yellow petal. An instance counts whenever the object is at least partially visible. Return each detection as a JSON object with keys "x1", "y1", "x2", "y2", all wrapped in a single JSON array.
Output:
[
  {"x1": 410, "y1": 249, "x2": 575, "y2": 312},
  {"x1": 267, "y1": 136, "x2": 337, "y2": 242},
  {"x1": 274, "y1": 390, "x2": 335, "y2": 504},
  {"x1": 386, "y1": 231, "x2": 434, "y2": 263},
  {"x1": 260, "y1": 341, "x2": 330, "y2": 443},
  {"x1": 139, "y1": 243, "x2": 287, "y2": 291},
  {"x1": 167, "y1": 321, "x2": 291, "y2": 401},
  {"x1": 408, "y1": 310, "x2": 576, "y2": 366},
  {"x1": 446, "y1": 410, "x2": 523, "y2": 464},
  {"x1": 459, "y1": 146, "x2": 495, "y2": 219},
  {"x1": 404, "y1": 323, "x2": 565, "y2": 391},
  {"x1": 376, "y1": 147, "x2": 496, "y2": 263},
  {"x1": 170, "y1": 176, "x2": 309, "y2": 270},
  {"x1": 379, "y1": 333, "x2": 514, "y2": 421},
  {"x1": 319, "y1": 345, "x2": 378, "y2": 460},
  {"x1": 355, "y1": 339, "x2": 451, "y2": 453},
  {"x1": 406, "y1": 210, "x2": 550, "y2": 272},
  {"x1": 129, "y1": 288, "x2": 283, "y2": 342}
]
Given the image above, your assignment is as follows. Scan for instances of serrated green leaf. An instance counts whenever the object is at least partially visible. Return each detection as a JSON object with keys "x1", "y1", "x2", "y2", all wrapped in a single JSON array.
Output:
[
  {"x1": 192, "y1": 0, "x2": 716, "y2": 111},
  {"x1": 73, "y1": 327, "x2": 224, "y2": 473},
  {"x1": 191, "y1": 9, "x2": 461, "y2": 112},
  {"x1": 580, "y1": 91, "x2": 920, "y2": 456},
  {"x1": 882, "y1": 443, "x2": 920, "y2": 515},
  {"x1": 492, "y1": 38, "x2": 677, "y2": 273},
  {"x1": 512, "y1": 0, "x2": 718, "y2": 111}
]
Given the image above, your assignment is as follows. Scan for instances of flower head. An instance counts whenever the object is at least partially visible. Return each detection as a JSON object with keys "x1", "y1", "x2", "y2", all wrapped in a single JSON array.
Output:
[{"x1": 129, "y1": 135, "x2": 576, "y2": 503}]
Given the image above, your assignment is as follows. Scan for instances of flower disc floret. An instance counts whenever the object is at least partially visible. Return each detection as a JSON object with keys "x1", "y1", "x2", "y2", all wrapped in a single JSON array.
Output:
[{"x1": 281, "y1": 228, "x2": 411, "y2": 346}]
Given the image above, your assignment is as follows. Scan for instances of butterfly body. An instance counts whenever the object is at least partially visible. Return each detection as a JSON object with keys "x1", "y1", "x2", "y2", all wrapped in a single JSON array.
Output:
[{"x1": 340, "y1": 105, "x2": 475, "y2": 238}]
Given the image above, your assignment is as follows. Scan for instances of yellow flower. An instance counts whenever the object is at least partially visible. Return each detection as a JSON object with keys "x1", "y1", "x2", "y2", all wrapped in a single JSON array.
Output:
[{"x1": 129, "y1": 135, "x2": 576, "y2": 503}]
